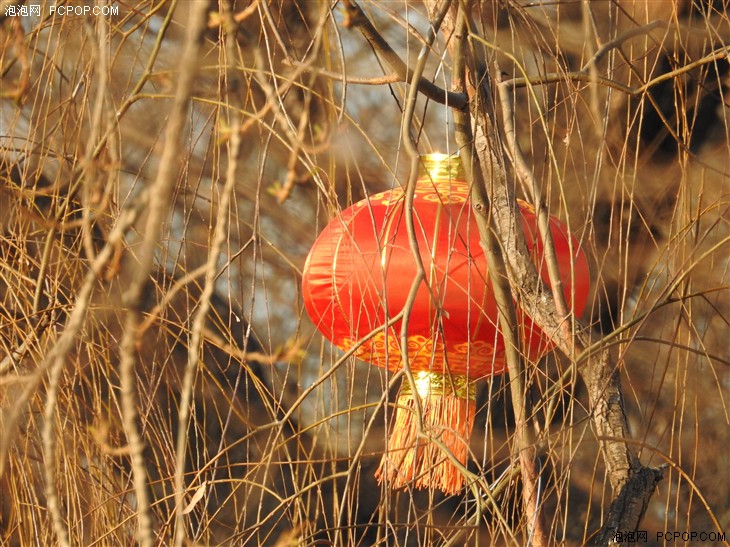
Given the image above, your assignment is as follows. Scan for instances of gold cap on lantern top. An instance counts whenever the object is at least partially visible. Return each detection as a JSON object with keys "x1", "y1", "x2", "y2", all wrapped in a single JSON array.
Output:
[{"x1": 419, "y1": 153, "x2": 466, "y2": 183}]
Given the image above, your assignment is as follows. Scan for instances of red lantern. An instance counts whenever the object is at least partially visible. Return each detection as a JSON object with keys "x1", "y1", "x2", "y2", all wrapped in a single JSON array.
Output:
[{"x1": 302, "y1": 154, "x2": 589, "y2": 494}]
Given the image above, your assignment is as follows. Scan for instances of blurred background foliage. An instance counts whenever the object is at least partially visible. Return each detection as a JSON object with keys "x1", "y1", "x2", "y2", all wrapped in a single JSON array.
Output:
[{"x1": 1, "y1": 0, "x2": 728, "y2": 545}]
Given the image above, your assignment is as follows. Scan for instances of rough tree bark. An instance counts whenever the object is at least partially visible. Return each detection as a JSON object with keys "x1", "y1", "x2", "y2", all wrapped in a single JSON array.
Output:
[
  {"x1": 430, "y1": 2, "x2": 665, "y2": 544},
  {"x1": 347, "y1": 0, "x2": 665, "y2": 543}
]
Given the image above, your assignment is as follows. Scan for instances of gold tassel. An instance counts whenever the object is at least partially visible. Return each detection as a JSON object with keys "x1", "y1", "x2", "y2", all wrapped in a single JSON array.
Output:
[{"x1": 375, "y1": 371, "x2": 476, "y2": 495}]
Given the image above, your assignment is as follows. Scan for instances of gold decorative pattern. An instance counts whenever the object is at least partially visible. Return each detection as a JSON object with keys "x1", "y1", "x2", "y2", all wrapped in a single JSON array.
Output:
[
  {"x1": 399, "y1": 370, "x2": 476, "y2": 401},
  {"x1": 339, "y1": 331, "x2": 503, "y2": 378},
  {"x1": 358, "y1": 181, "x2": 470, "y2": 208}
]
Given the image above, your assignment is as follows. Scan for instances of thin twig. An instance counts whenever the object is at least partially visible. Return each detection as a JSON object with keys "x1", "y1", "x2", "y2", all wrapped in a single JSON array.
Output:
[
  {"x1": 431, "y1": 1, "x2": 665, "y2": 543},
  {"x1": 341, "y1": 0, "x2": 468, "y2": 109},
  {"x1": 116, "y1": 3, "x2": 210, "y2": 545},
  {"x1": 34, "y1": 198, "x2": 145, "y2": 547},
  {"x1": 0, "y1": 313, "x2": 50, "y2": 374},
  {"x1": 496, "y1": 75, "x2": 571, "y2": 329},
  {"x1": 397, "y1": 0, "x2": 454, "y2": 462},
  {"x1": 91, "y1": 0, "x2": 179, "y2": 162},
  {"x1": 171, "y1": 4, "x2": 243, "y2": 544},
  {"x1": 281, "y1": 60, "x2": 403, "y2": 85},
  {"x1": 258, "y1": 0, "x2": 293, "y2": 61},
  {"x1": 581, "y1": 20, "x2": 665, "y2": 72},
  {"x1": 504, "y1": 33, "x2": 729, "y2": 99},
  {"x1": 446, "y1": 3, "x2": 549, "y2": 543}
]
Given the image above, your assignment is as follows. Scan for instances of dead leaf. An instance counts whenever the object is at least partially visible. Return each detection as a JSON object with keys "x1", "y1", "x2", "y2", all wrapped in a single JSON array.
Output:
[{"x1": 182, "y1": 480, "x2": 207, "y2": 515}]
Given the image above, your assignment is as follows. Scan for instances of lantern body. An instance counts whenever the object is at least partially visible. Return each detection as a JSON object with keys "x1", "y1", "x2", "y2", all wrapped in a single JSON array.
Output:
[
  {"x1": 302, "y1": 156, "x2": 589, "y2": 377},
  {"x1": 303, "y1": 154, "x2": 590, "y2": 494}
]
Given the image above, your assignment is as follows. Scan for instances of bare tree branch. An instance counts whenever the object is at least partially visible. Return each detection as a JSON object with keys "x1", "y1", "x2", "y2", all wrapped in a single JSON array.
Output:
[
  {"x1": 116, "y1": 3, "x2": 211, "y2": 545},
  {"x1": 447, "y1": 5, "x2": 549, "y2": 544},
  {"x1": 342, "y1": 0, "x2": 468, "y2": 109},
  {"x1": 429, "y1": 1, "x2": 665, "y2": 543}
]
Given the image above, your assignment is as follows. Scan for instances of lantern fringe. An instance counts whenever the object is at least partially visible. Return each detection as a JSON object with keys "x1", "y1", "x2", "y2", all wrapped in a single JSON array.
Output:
[{"x1": 375, "y1": 373, "x2": 476, "y2": 495}]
